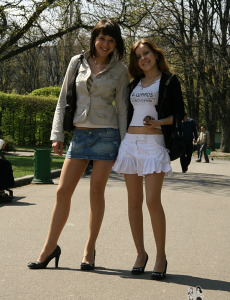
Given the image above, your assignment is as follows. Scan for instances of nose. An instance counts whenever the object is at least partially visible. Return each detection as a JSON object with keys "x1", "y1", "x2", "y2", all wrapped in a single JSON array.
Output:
[
  {"x1": 140, "y1": 54, "x2": 147, "y2": 60},
  {"x1": 102, "y1": 40, "x2": 109, "y2": 47}
]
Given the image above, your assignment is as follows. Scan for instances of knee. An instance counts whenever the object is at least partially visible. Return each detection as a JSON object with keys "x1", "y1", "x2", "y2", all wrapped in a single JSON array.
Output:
[
  {"x1": 90, "y1": 183, "x2": 103, "y2": 198},
  {"x1": 146, "y1": 197, "x2": 161, "y2": 210},
  {"x1": 128, "y1": 197, "x2": 143, "y2": 212},
  {"x1": 56, "y1": 185, "x2": 72, "y2": 201}
]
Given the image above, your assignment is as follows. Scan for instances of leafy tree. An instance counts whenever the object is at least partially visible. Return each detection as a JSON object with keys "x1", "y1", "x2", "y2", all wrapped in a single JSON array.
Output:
[
  {"x1": 0, "y1": 0, "x2": 91, "y2": 62},
  {"x1": 1, "y1": 0, "x2": 229, "y2": 151},
  {"x1": 143, "y1": 0, "x2": 230, "y2": 151}
]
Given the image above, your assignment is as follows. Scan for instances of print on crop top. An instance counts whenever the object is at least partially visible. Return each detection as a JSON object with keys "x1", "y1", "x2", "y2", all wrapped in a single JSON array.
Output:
[{"x1": 129, "y1": 79, "x2": 161, "y2": 128}]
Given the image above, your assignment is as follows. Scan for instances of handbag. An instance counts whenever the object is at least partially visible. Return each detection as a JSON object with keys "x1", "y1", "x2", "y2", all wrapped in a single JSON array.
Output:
[
  {"x1": 160, "y1": 75, "x2": 185, "y2": 161},
  {"x1": 63, "y1": 53, "x2": 84, "y2": 132}
]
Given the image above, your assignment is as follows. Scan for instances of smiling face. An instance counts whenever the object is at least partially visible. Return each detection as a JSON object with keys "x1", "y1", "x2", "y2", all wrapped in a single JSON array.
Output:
[
  {"x1": 94, "y1": 33, "x2": 116, "y2": 58},
  {"x1": 135, "y1": 43, "x2": 158, "y2": 74}
]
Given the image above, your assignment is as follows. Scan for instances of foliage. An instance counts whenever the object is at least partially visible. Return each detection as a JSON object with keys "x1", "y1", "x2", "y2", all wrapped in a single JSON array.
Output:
[
  {"x1": 29, "y1": 86, "x2": 61, "y2": 98},
  {"x1": 0, "y1": 135, "x2": 16, "y2": 152},
  {"x1": 0, "y1": 0, "x2": 229, "y2": 151},
  {"x1": 140, "y1": 0, "x2": 230, "y2": 151},
  {"x1": 0, "y1": 92, "x2": 57, "y2": 146},
  {"x1": 0, "y1": 0, "x2": 92, "y2": 62}
]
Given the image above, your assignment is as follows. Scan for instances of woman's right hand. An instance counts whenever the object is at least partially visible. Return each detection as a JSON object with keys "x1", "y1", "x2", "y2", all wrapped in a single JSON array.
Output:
[
  {"x1": 143, "y1": 115, "x2": 155, "y2": 126},
  {"x1": 52, "y1": 141, "x2": 64, "y2": 156}
]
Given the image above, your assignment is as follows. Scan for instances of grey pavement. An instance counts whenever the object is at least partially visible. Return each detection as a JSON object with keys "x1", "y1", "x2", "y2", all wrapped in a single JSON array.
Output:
[{"x1": 1, "y1": 157, "x2": 230, "y2": 300}]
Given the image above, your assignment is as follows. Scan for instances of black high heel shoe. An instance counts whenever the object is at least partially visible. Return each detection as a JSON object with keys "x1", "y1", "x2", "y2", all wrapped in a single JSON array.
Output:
[
  {"x1": 27, "y1": 245, "x2": 61, "y2": 269},
  {"x1": 151, "y1": 260, "x2": 167, "y2": 280},
  {"x1": 81, "y1": 250, "x2": 96, "y2": 271},
  {"x1": 132, "y1": 253, "x2": 148, "y2": 275}
]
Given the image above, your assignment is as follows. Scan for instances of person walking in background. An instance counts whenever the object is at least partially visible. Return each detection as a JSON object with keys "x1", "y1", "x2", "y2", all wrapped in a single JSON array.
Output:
[
  {"x1": 28, "y1": 19, "x2": 129, "y2": 270},
  {"x1": 113, "y1": 39, "x2": 185, "y2": 280},
  {"x1": 195, "y1": 125, "x2": 210, "y2": 163},
  {"x1": 180, "y1": 113, "x2": 198, "y2": 173}
]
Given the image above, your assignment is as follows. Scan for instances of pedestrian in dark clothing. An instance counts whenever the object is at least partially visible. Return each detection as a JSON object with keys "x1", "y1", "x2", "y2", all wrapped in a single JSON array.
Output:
[{"x1": 180, "y1": 114, "x2": 198, "y2": 173}]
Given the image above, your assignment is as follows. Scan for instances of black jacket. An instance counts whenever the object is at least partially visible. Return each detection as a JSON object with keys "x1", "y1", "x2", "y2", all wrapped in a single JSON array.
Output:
[{"x1": 127, "y1": 73, "x2": 185, "y2": 148}]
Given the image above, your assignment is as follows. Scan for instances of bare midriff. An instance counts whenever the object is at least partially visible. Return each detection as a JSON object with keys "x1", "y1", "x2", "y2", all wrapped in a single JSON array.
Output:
[
  {"x1": 76, "y1": 127, "x2": 99, "y2": 130},
  {"x1": 127, "y1": 126, "x2": 163, "y2": 135}
]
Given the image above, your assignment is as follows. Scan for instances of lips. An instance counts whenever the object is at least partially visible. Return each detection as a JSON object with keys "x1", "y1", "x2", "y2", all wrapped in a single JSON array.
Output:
[
  {"x1": 142, "y1": 61, "x2": 150, "y2": 66},
  {"x1": 100, "y1": 47, "x2": 109, "y2": 53}
]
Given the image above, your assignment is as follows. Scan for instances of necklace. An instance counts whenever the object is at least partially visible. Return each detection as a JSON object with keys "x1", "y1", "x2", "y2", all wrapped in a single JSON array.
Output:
[
  {"x1": 91, "y1": 56, "x2": 108, "y2": 73},
  {"x1": 141, "y1": 73, "x2": 161, "y2": 88}
]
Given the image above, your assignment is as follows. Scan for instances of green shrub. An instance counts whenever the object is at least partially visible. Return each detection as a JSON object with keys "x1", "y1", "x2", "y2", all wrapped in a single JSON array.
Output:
[
  {"x1": 1, "y1": 135, "x2": 16, "y2": 152},
  {"x1": 0, "y1": 92, "x2": 58, "y2": 146},
  {"x1": 29, "y1": 86, "x2": 61, "y2": 98}
]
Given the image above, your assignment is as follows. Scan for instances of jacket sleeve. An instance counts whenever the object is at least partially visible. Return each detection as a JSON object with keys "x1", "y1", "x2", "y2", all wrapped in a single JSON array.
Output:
[
  {"x1": 170, "y1": 75, "x2": 185, "y2": 121},
  {"x1": 114, "y1": 66, "x2": 130, "y2": 140},
  {"x1": 158, "y1": 74, "x2": 185, "y2": 122},
  {"x1": 50, "y1": 55, "x2": 80, "y2": 142}
]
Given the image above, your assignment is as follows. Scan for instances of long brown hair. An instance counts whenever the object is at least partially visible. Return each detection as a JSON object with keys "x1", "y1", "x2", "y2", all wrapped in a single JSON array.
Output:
[
  {"x1": 129, "y1": 39, "x2": 171, "y2": 79},
  {"x1": 89, "y1": 19, "x2": 125, "y2": 60}
]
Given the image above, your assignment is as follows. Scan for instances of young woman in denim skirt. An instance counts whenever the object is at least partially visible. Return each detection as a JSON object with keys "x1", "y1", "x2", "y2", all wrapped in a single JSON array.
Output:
[
  {"x1": 113, "y1": 39, "x2": 185, "y2": 280},
  {"x1": 28, "y1": 19, "x2": 129, "y2": 270}
]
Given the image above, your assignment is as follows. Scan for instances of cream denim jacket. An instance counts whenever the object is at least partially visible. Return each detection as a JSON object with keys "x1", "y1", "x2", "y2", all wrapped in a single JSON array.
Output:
[{"x1": 50, "y1": 51, "x2": 130, "y2": 142}]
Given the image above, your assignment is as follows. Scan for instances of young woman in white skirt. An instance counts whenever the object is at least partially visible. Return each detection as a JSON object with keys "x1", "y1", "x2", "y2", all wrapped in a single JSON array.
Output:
[{"x1": 113, "y1": 39, "x2": 185, "y2": 280}]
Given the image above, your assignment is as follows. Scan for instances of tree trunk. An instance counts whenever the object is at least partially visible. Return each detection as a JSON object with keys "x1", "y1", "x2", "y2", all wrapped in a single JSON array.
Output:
[{"x1": 220, "y1": 120, "x2": 230, "y2": 153}]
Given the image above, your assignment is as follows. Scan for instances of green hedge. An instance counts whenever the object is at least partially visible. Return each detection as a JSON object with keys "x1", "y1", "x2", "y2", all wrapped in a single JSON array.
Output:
[
  {"x1": 29, "y1": 86, "x2": 61, "y2": 98},
  {"x1": 0, "y1": 92, "x2": 58, "y2": 146}
]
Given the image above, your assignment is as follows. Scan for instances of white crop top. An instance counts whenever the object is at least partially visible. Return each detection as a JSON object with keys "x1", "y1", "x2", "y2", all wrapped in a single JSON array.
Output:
[{"x1": 129, "y1": 79, "x2": 161, "y2": 128}]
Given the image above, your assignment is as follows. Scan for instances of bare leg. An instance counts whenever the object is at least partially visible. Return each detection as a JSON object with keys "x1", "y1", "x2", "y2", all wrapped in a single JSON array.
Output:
[
  {"x1": 37, "y1": 158, "x2": 89, "y2": 262},
  {"x1": 82, "y1": 160, "x2": 114, "y2": 264},
  {"x1": 124, "y1": 174, "x2": 147, "y2": 267},
  {"x1": 145, "y1": 172, "x2": 166, "y2": 272}
]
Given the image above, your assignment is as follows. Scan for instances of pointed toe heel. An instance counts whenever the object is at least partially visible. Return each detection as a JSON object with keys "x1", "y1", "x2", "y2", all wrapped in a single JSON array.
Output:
[
  {"x1": 151, "y1": 260, "x2": 167, "y2": 280},
  {"x1": 28, "y1": 245, "x2": 61, "y2": 269},
  {"x1": 131, "y1": 253, "x2": 148, "y2": 275}
]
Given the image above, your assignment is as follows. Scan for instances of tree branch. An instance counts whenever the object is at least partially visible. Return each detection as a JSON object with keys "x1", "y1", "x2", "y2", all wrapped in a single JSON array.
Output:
[
  {"x1": 0, "y1": 22, "x2": 92, "y2": 62},
  {"x1": 0, "y1": 0, "x2": 56, "y2": 54}
]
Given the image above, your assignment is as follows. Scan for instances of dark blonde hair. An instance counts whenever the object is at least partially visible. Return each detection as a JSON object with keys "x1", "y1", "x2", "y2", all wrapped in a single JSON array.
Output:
[
  {"x1": 128, "y1": 39, "x2": 170, "y2": 79},
  {"x1": 89, "y1": 19, "x2": 125, "y2": 60}
]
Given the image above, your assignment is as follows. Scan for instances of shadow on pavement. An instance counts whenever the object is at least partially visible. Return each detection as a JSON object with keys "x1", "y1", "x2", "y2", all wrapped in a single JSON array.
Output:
[
  {"x1": 164, "y1": 172, "x2": 230, "y2": 196},
  {"x1": 46, "y1": 266, "x2": 230, "y2": 292},
  {"x1": 109, "y1": 171, "x2": 230, "y2": 197},
  {"x1": 0, "y1": 196, "x2": 35, "y2": 207}
]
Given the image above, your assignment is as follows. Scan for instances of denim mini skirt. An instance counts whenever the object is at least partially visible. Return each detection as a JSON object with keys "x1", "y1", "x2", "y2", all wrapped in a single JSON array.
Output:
[
  {"x1": 113, "y1": 133, "x2": 172, "y2": 176},
  {"x1": 66, "y1": 128, "x2": 121, "y2": 161}
]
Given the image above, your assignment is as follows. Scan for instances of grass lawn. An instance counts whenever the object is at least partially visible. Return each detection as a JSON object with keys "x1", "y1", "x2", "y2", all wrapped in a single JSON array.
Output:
[{"x1": 5, "y1": 154, "x2": 65, "y2": 179}]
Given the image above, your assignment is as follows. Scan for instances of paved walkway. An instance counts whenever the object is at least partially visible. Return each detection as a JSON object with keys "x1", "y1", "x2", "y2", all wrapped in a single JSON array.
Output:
[{"x1": 1, "y1": 157, "x2": 230, "y2": 299}]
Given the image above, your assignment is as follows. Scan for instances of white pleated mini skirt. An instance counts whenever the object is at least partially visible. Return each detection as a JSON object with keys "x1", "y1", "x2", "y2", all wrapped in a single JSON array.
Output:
[{"x1": 112, "y1": 133, "x2": 172, "y2": 176}]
